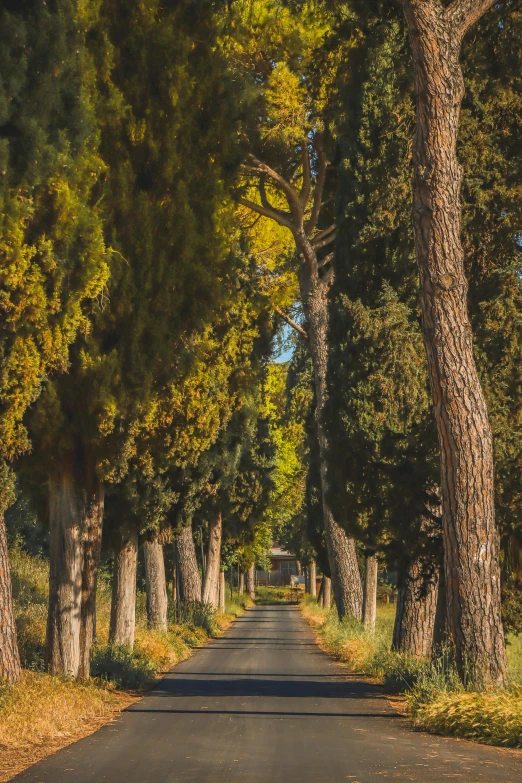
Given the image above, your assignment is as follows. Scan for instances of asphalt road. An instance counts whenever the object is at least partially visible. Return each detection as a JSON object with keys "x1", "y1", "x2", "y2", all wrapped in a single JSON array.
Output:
[{"x1": 12, "y1": 604, "x2": 522, "y2": 782}]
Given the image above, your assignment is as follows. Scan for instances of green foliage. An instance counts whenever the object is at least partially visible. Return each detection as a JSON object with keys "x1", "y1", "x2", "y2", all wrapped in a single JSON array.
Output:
[
  {"x1": 325, "y1": 2, "x2": 522, "y2": 603},
  {"x1": 0, "y1": 0, "x2": 108, "y2": 502},
  {"x1": 91, "y1": 644, "x2": 159, "y2": 690}
]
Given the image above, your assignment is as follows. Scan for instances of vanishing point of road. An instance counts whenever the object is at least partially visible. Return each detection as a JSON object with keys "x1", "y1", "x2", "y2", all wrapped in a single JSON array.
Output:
[{"x1": 12, "y1": 605, "x2": 522, "y2": 782}]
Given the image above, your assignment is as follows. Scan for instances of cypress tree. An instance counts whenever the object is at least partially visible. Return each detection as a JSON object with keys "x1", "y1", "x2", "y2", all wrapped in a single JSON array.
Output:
[{"x1": 0, "y1": 0, "x2": 108, "y2": 682}]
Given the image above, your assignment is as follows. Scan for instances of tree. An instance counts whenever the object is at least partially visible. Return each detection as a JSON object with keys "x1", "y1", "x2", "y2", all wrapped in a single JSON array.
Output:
[
  {"x1": 227, "y1": 0, "x2": 363, "y2": 619},
  {"x1": 401, "y1": 0, "x2": 506, "y2": 685},
  {"x1": 325, "y1": 4, "x2": 443, "y2": 653},
  {"x1": 29, "y1": 0, "x2": 254, "y2": 677},
  {"x1": 0, "y1": 0, "x2": 109, "y2": 681}
]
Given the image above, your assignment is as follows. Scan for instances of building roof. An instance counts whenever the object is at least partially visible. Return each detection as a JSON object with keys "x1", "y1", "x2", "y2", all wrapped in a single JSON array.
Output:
[{"x1": 269, "y1": 546, "x2": 294, "y2": 559}]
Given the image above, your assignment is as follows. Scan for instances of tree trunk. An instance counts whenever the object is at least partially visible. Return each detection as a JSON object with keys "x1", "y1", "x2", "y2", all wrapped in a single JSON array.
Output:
[
  {"x1": 0, "y1": 512, "x2": 21, "y2": 682},
  {"x1": 402, "y1": 0, "x2": 506, "y2": 685},
  {"x1": 323, "y1": 575, "x2": 332, "y2": 610},
  {"x1": 238, "y1": 571, "x2": 245, "y2": 595},
  {"x1": 296, "y1": 560, "x2": 302, "y2": 576},
  {"x1": 392, "y1": 560, "x2": 439, "y2": 658},
  {"x1": 172, "y1": 547, "x2": 177, "y2": 604},
  {"x1": 317, "y1": 576, "x2": 324, "y2": 607},
  {"x1": 78, "y1": 476, "x2": 104, "y2": 679},
  {"x1": 433, "y1": 563, "x2": 448, "y2": 649},
  {"x1": 109, "y1": 524, "x2": 138, "y2": 648},
  {"x1": 300, "y1": 268, "x2": 363, "y2": 621},
  {"x1": 46, "y1": 462, "x2": 84, "y2": 677},
  {"x1": 219, "y1": 571, "x2": 226, "y2": 612},
  {"x1": 176, "y1": 524, "x2": 202, "y2": 602},
  {"x1": 246, "y1": 563, "x2": 255, "y2": 600},
  {"x1": 143, "y1": 536, "x2": 168, "y2": 632},
  {"x1": 309, "y1": 560, "x2": 317, "y2": 597},
  {"x1": 362, "y1": 553, "x2": 378, "y2": 632},
  {"x1": 202, "y1": 512, "x2": 222, "y2": 608}
]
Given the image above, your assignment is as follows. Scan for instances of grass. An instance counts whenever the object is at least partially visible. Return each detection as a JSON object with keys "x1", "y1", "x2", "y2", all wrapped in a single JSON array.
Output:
[
  {"x1": 254, "y1": 585, "x2": 294, "y2": 604},
  {"x1": 300, "y1": 595, "x2": 522, "y2": 749},
  {"x1": 1, "y1": 545, "x2": 251, "y2": 780}
]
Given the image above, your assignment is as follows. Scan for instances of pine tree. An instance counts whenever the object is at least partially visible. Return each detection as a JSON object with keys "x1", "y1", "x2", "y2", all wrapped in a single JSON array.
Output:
[{"x1": 327, "y1": 1, "x2": 522, "y2": 677}]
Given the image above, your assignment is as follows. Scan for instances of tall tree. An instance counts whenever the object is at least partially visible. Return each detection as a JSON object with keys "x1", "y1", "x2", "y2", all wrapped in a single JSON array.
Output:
[
  {"x1": 0, "y1": 0, "x2": 109, "y2": 681},
  {"x1": 401, "y1": 0, "x2": 506, "y2": 685},
  {"x1": 30, "y1": 0, "x2": 251, "y2": 677},
  {"x1": 227, "y1": 0, "x2": 363, "y2": 619}
]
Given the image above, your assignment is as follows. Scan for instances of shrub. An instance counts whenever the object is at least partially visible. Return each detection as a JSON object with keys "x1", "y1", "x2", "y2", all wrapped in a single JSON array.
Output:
[{"x1": 91, "y1": 645, "x2": 160, "y2": 691}]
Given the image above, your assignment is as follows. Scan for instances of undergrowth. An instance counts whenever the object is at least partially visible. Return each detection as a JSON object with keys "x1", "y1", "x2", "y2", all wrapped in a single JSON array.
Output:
[
  {"x1": 301, "y1": 595, "x2": 522, "y2": 748},
  {"x1": 255, "y1": 585, "x2": 293, "y2": 604}
]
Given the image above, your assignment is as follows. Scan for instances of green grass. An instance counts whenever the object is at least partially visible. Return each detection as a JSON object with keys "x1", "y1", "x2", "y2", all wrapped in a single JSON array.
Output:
[
  {"x1": 254, "y1": 585, "x2": 294, "y2": 604},
  {"x1": 301, "y1": 595, "x2": 522, "y2": 748}
]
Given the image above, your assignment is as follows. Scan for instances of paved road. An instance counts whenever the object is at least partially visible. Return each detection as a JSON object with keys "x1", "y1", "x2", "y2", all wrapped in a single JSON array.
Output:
[{"x1": 13, "y1": 605, "x2": 522, "y2": 782}]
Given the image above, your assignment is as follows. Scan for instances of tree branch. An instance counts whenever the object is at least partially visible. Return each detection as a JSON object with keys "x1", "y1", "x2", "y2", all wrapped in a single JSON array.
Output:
[
  {"x1": 239, "y1": 197, "x2": 292, "y2": 229},
  {"x1": 274, "y1": 306, "x2": 308, "y2": 340},
  {"x1": 445, "y1": 0, "x2": 496, "y2": 37},
  {"x1": 244, "y1": 157, "x2": 302, "y2": 213},
  {"x1": 318, "y1": 251, "x2": 334, "y2": 269},
  {"x1": 299, "y1": 139, "x2": 311, "y2": 207},
  {"x1": 312, "y1": 231, "x2": 336, "y2": 251},
  {"x1": 305, "y1": 134, "x2": 328, "y2": 236}
]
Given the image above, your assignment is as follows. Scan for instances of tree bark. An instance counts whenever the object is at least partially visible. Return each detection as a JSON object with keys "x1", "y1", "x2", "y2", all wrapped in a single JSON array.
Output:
[
  {"x1": 393, "y1": 560, "x2": 439, "y2": 658},
  {"x1": 433, "y1": 563, "x2": 448, "y2": 649},
  {"x1": 219, "y1": 571, "x2": 226, "y2": 612},
  {"x1": 202, "y1": 512, "x2": 222, "y2": 608},
  {"x1": 78, "y1": 475, "x2": 104, "y2": 679},
  {"x1": 309, "y1": 560, "x2": 317, "y2": 597},
  {"x1": 300, "y1": 267, "x2": 363, "y2": 621},
  {"x1": 172, "y1": 546, "x2": 177, "y2": 603},
  {"x1": 46, "y1": 461, "x2": 84, "y2": 677},
  {"x1": 317, "y1": 575, "x2": 324, "y2": 607},
  {"x1": 362, "y1": 553, "x2": 378, "y2": 632},
  {"x1": 176, "y1": 524, "x2": 202, "y2": 602},
  {"x1": 109, "y1": 524, "x2": 138, "y2": 648},
  {"x1": 238, "y1": 571, "x2": 245, "y2": 595},
  {"x1": 246, "y1": 563, "x2": 255, "y2": 600},
  {"x1": 323, "y1": 575, "x2": 332, "y2": 610},
  {"x1": 143, "y1": 535, "x2": 168, "y2": 632},
  {"x1": 402, "y1": 0, "x2": 506, "y2": 685},
  {"x1": 0, "y1": 512, "x2": 21, "y2": 682}
]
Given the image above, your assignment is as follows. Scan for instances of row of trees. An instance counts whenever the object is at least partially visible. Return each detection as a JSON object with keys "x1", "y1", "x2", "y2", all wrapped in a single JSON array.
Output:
[
  {"x1": 242, "y1": 0, "x2": 521, "y2": 689},
  {"x1": 0, "y1": 0, "x2": 277, "y2": 682},
  {"x1": 1, "y1": 0, "x2": 520, "y2": 693}
]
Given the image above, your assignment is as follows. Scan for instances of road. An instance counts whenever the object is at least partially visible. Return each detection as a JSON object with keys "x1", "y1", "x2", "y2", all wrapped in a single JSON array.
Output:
[{"x1": 12, "y1": 604, "x2": 521, "y2": 782}]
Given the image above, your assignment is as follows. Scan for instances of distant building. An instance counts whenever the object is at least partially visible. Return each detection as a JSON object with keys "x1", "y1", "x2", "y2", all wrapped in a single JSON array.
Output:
[{"x1": 256, "y1": 544, "x2": 298, "y2": 586}]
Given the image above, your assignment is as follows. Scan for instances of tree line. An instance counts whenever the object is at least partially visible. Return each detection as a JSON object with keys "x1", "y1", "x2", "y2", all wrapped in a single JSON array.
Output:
[{"x1": 1, "y1": 0, "x2": 521, "y2": 692}]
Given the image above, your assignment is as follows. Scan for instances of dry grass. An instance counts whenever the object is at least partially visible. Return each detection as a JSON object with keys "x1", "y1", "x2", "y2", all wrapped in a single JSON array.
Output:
[
  {"x1": 412, "y1": 688, "x2": 522, "y2": 747},
  {"x1": 0, "y1": 672, "x2": 130, "y2": 751},
  {"x1": 0, "y1": 672, "x2": 136, "y2": 783}
]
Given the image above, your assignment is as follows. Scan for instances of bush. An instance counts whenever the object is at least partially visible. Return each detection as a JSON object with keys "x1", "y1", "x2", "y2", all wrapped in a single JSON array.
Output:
[
  {"x1": 91, "y1": 645, "x2": 160, "y2": 691},
  {"x1": 169, "y1": 601, "x2": 219, "y2": 636}
]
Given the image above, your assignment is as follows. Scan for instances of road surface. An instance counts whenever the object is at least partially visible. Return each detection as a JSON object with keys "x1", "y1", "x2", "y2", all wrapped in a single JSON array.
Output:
[{"x1": 12, "y1": 605, "x2": 522, "y2": 782}]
